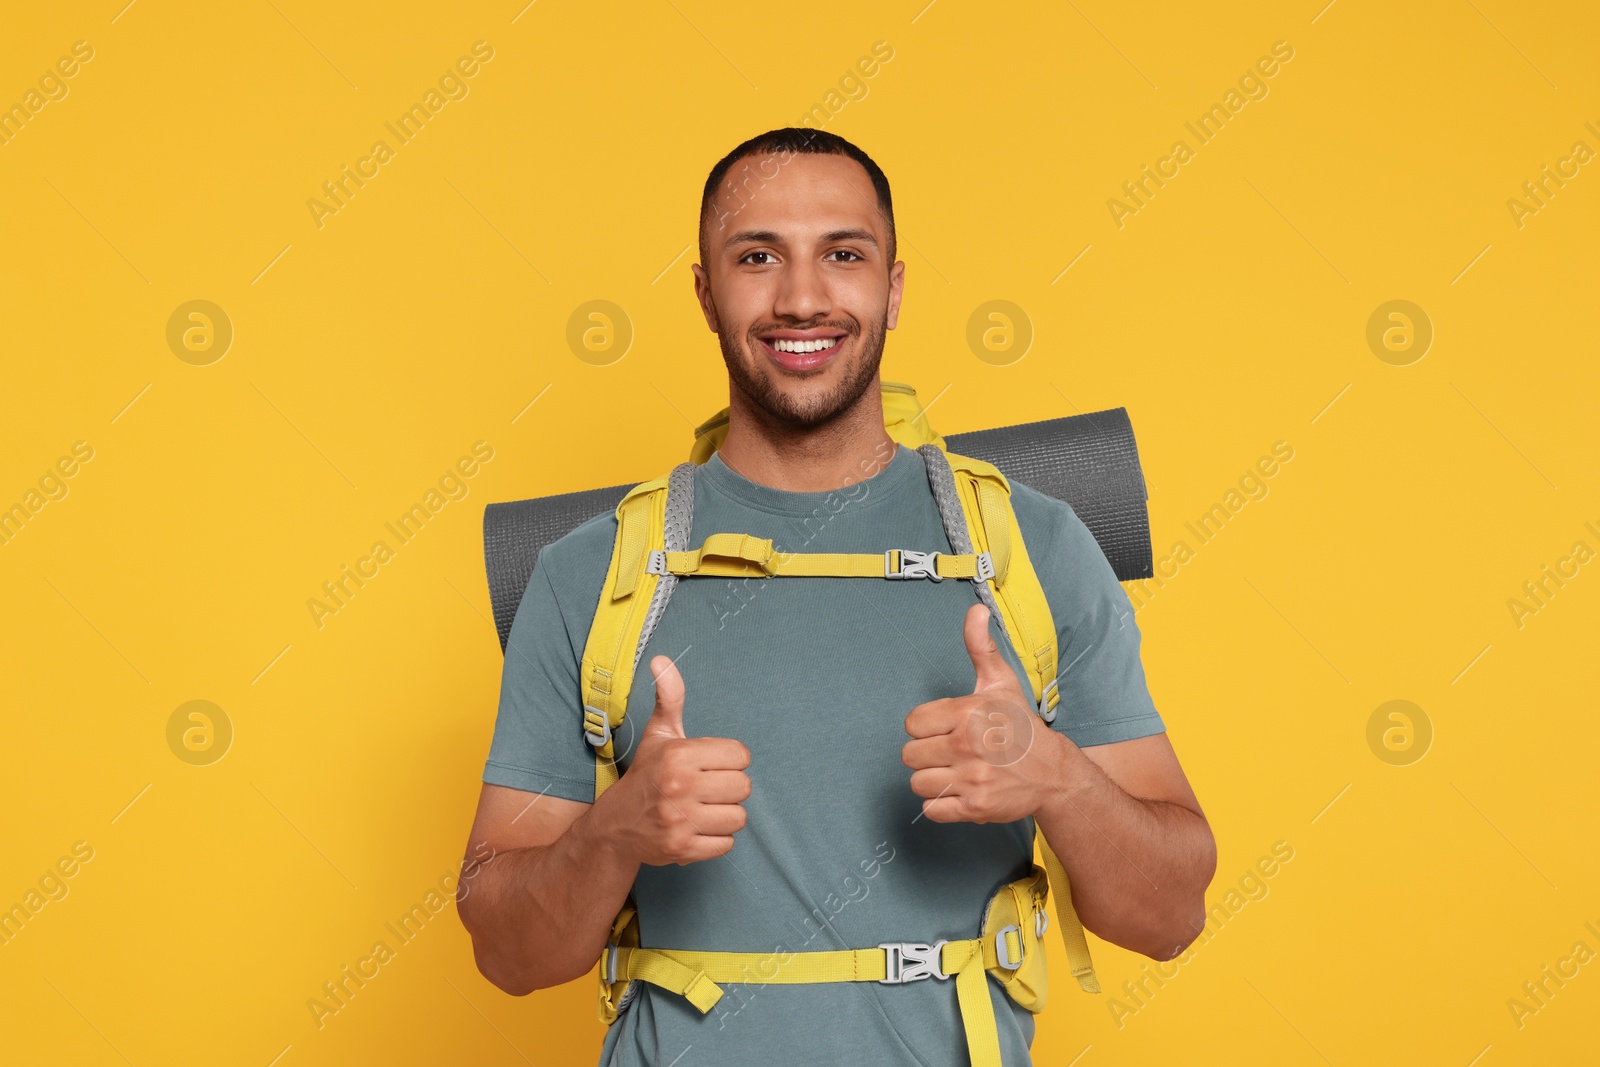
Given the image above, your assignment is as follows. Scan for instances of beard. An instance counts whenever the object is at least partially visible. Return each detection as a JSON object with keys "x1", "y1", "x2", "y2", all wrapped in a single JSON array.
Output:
[{"x1": 716, "y1": 310, "x2": 887, "y2": 430}]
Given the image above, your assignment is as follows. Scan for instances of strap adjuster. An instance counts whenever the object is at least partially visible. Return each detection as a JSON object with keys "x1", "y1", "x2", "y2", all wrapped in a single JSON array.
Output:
[
  {"x1": 583, "y1": 704, "x2": 612, "y2": 747},
  {"x1": 879, "y1": 940, "x2": 950, "y2": 983},
  {"x1": 885, "y1": 549, "x2": 942, "y2": 582},
  {"x1": 604, "y1": 943, "x2": 620, "y2": 983},
  {"x1": 1037, "y1": 677, "x2": 1059, "y2": 723},
  {"x1": 645, "y1": 549, "x2": 667, "y2": 575},
  {"x1": 993, "y1": 925, "x2": 1024, "y2": 971},
  {"x1": 974, "y1": 551, "x2": 995, "y2": 582}
]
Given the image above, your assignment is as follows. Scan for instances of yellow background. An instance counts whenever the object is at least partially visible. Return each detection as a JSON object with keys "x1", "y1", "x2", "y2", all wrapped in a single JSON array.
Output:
[{"x1": 3, "y1": 1, "x2": 1597, "y2": 1063}]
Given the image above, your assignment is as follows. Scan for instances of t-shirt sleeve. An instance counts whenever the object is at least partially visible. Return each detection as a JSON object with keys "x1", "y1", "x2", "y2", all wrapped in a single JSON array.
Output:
[
  {"x1": 481, "y1": 543, "x2": 603, "y2": 804},
  {"x1": 1026, "y1": 494, "x2": 1166, "y2": 748}
]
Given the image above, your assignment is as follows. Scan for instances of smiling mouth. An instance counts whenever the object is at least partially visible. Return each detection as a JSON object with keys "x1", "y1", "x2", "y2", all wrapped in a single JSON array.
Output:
[{"x1": 757, "y1": 332, "x2": 848, "y2": 370}]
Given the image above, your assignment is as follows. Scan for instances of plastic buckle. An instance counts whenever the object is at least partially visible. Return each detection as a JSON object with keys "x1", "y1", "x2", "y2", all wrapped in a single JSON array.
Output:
[
  {"x1": 974, "y1": 551, "x2": 995, "y2": 582},
  {"x1": 994, "y1": 925, "x2": 1025, "y2": 971},
  {"x1": 885, "y1": 549, "x2": 942, "y2": 582},
  {"x1": 879, "y1": 940, "x2": 950, "y2": 983},
  {"x1": 645, "y1": 549, "x2": 667, "y2": 576},
  {"x1": 604, "y1": 943, "x2": 620, "y2": 984},
  {"x1": 1037, "y1": 677, "x2": 1059, "y2": 724},
  {"x1": 583, "y1": 705, "x2": 612, "y2": 748}
]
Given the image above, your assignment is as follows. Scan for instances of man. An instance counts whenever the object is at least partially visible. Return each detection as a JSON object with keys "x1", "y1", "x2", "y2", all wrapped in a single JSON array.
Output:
[{"x1": 458, "y1": 128, "x2": 1216, "y2": 1065}]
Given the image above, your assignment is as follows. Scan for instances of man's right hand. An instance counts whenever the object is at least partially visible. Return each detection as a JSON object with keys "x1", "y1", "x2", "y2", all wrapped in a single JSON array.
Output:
[{"x1": 609, "y1": 654, "x2": 751, "y2": 866}]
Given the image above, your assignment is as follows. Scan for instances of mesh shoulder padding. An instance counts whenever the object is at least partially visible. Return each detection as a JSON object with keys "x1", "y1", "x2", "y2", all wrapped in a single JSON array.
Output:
[
  {"x1": 483, "y1": 408, "x2": 1153, "y2": 652},
  {"x1": 633, "y1": 462, "x2": 696, "y2": 673},
  {"x1": 917, "y1": 445, "x2": 1010, "y2": 644}
]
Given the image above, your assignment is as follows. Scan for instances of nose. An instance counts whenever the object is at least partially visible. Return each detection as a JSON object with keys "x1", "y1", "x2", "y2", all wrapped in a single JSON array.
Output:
[{"x1": 772, "y1": 254, "x2": 830, "y2": 323}]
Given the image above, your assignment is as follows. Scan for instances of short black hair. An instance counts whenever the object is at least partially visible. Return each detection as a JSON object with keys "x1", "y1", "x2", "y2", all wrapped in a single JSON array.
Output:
[{"x1": 698, "y1": 127, "x2": 896, "y2": 267}]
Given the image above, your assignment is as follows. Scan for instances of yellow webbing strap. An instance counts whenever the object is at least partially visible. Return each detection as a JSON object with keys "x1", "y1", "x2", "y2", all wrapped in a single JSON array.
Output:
[
  {"x1": 615, "y1": 944, "x2": 895, "y2": 986},
  {"x1": 617, "y1": 950, "x2": 726, "y2": 1013},
  {"x1": 951, "y1": 942, "x2": 1003, "y2": 1067},
  {"x1": 593, "y1": 741, "x2": 620, "y2": 799},
  {"x1": 662, "y1": 532, "x2": 775, "y2": 574},
  {"x1": 614, "y1": 939, "x2": 1006, "y2": 1067},
  {"x1": 581, "y1": 475, "x2": 672, "y2": 802},
  {"x1": 659, "y1": 533, "x2": 986, "y2": 581},
  {"x1": 1038, "y1": 836, "x2": 1102, "y2": 993}
]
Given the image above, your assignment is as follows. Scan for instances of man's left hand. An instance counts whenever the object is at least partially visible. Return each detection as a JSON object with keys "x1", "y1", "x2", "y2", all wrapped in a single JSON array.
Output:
[{"x1": 901, "y1": 602, "x2": 1069, "y2": 824}]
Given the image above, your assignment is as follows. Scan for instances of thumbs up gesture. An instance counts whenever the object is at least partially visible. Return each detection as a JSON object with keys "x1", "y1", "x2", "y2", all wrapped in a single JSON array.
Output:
[
  {"x1": 614, "y1": 655, "x2": 752, "y2": 866},
  {"x1": 901, "y1": 603, "x2": 1061, "y2": 824}
]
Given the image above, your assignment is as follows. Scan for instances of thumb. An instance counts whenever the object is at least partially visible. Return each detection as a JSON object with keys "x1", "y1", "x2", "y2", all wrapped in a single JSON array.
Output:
[
  {"x1": 643, "y1": 654, "x2": 687, "y2": 739},
  {"x1": 964, "y1": 603, "x2": 1017, "y2": 695}
]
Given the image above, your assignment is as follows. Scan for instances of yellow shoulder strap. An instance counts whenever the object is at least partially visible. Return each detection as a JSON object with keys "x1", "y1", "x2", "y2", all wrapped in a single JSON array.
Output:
[
  {"x1": 943, "y1": 449, "x2": 1101, "y2": 994},
  {"x1": 580, "y1": 472, "x2": 672, "y2": 801},
  {"x1": 942, "y1": 451, "x2": 1058, "y2": 714}
]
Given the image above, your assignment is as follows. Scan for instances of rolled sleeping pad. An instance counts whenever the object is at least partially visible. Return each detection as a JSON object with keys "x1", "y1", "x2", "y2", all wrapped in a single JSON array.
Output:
[{"x1": 483, "y1": 406, "x2": 1153, "y2": 654}]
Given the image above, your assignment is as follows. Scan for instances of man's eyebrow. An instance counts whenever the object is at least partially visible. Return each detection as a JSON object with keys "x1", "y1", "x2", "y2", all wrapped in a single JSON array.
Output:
[
  {"x1": 822, "y1": 228, "x2": 879, "y2": 248},
  {"x1": 723, "y1": 228, "x2": 880, "y2": 250},
  {"x1": 725, "y1": 229, "x2": 781, "y2": 249}
]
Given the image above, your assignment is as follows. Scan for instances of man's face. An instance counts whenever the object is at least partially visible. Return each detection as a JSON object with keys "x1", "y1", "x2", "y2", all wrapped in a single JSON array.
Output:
[{"x1": 693, "y1": 152, "x2": 905, "y2": 429}]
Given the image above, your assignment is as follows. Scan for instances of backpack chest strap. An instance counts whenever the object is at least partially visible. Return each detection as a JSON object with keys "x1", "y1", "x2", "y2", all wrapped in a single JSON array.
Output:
[{"x1": 648, "y1": 532, "x2": 995, "y2": 582}]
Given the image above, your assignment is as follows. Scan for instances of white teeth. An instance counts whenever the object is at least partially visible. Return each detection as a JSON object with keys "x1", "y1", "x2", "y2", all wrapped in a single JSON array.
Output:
[{"x1": 769, "y1": 337, "x2": 840, "y2": 354}]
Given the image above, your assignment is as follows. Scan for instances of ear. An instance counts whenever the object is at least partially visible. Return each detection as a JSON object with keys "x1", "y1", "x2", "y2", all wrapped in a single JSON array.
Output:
[
  {"x1": 691, "y1": 262, "x2": 720, "y2": 333},
  {"x1": 885, "y1": 258, "x2": 906, "y2": 331}
]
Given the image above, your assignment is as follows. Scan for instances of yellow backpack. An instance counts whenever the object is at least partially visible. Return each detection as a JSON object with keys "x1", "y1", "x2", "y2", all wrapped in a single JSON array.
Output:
[{"x1": 580, "y1": 382, "x2": 1100, "y2": 1067}]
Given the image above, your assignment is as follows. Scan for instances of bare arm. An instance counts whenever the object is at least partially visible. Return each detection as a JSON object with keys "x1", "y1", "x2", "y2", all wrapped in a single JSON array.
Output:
[
  {"x1": 457, "y1": 784, "x2": 640, "y2": 994},
  {"x1": 1032, "y1": 730, "x2": 1215, "y2": 960},
  {"x1": 458, "y1": 655, "x2": 751, "y2": 995},
  {"x1": 903, "y1": 603, "x2": 1215, "y2": 962}
]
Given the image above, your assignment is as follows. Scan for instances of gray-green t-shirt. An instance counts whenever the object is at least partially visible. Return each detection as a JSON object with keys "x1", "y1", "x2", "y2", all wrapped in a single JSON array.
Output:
[{"x1": 483, "y1": 443, "x2": 1165, "y2": 1066}]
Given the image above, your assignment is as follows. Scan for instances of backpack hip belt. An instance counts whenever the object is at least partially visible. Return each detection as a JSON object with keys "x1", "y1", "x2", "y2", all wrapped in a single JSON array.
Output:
[{"x1": 601, "y1": 864, "x2": 1059, "y2": 1067}]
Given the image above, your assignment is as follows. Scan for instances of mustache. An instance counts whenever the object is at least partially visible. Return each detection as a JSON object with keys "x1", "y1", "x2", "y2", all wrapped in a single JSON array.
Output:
[{"x1": 749, "y1": 320, "x2": 858, "y2": 340}]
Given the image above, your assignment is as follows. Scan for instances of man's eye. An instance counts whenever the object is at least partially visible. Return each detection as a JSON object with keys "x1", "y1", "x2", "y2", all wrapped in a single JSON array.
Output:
[
  {"x1": 740, "y1": 251, "x2": 774, "y2": 265},
  {"x1": 827, "y1": 250, "x2": 864, "y2": 262}
]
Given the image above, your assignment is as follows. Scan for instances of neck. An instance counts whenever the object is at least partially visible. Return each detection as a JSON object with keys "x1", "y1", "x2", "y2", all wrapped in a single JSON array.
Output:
[{"x1": 715, "y1": 380, "x2": 898, "y2": 493}]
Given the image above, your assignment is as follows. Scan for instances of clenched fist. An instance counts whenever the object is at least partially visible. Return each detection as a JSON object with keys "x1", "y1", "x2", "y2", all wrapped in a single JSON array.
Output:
[
  {"x1": 612, "y1": 655, "x2": 752, "y2": 866},
  {"x1": 902, "y1": 603, "x2": 1065, "y2": 824}
]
